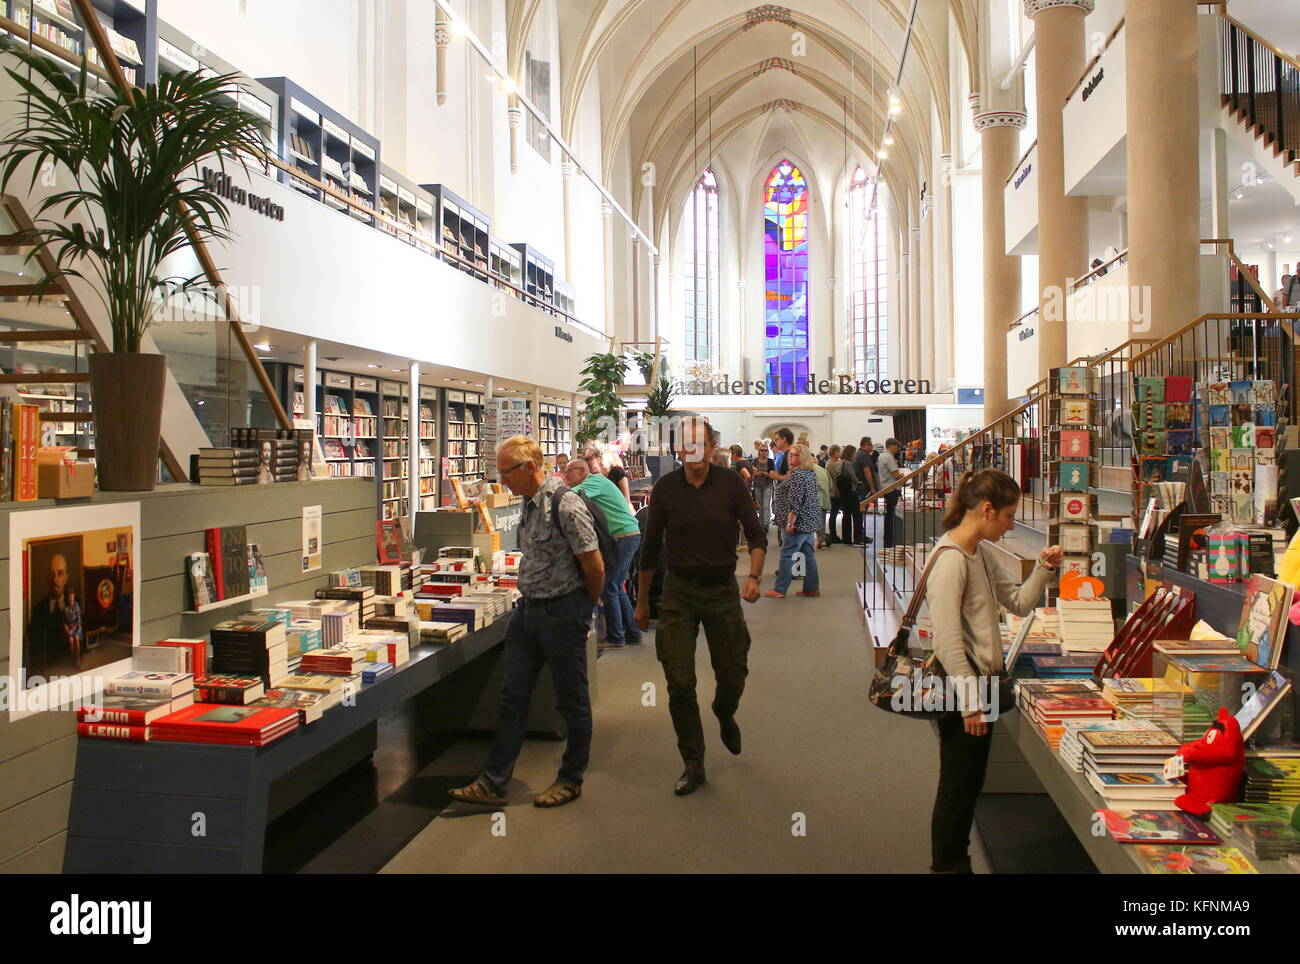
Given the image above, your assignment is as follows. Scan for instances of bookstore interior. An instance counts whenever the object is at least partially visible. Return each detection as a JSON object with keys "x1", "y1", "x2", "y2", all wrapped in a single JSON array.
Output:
[{"x1": 4, "y1": 0, "x2": 1300, "y2": 916}]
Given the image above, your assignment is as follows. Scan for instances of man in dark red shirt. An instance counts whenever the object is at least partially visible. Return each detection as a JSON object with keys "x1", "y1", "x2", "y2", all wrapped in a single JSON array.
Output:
[{"x1": 635, "y1": 417, "x2": 767, "y2": 796}]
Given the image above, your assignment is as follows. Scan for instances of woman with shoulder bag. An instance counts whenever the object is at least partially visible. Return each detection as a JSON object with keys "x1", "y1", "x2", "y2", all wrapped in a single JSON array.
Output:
[{"x1": 926, "y1": 468, "x2": 1062, "y2": 874}]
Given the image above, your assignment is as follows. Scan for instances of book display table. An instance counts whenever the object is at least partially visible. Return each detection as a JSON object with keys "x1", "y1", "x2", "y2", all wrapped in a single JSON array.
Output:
[{"x1": 65, "y1": 620, "x2": 516, "y2": 873}]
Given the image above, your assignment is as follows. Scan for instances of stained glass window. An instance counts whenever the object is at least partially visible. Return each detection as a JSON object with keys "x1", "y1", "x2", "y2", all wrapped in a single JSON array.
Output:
[
  {"x1": 764, "y1": 160, "x2": 809, "y2": 393},
  {"x1": 683, "y1": 170, "x2": 719, "y2": 365},
  {"x1": 849, "y1": 167, "x2": 889, "y2": 380}
]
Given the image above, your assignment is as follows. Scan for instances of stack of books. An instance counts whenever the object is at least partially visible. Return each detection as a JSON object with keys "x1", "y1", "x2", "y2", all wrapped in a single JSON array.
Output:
[
  {"x1": 350, "y1": 628, "x2": 410, "y2": 667},
  {"x1": 1079, "y1": 729, "x2": 1182, "y2": 809},
  {"x1": 316, "y1": 585, "x2": 375, "y2": 624},
  {"x1": 77, "y1": 683, "x2": 196, "y2": 742},
  {"x1": 419, "y1": 621, "x2": 467, "y2": 645},
  {"x1": 194, "y1": 447, "x2": 259, "y2": 486},
  {"x1": 1059, "y1": 719, "x2": 1163, "y2": 772},
  {"x1": 251, "y1": 686, "x2": 341, "y2": 724},
  {"x1": 1100, "y1": 809, "x2": 1222, "y2": 845},
  {"x1": 209, "y1": 618, "x2": 289, "y2": 685},
  {"x1": 360, "y1": 661, "x2": 394, "y2": 685},
  {"x1": 1030, "y1": 655, "x2": 1099, "y2": 679},
  {"x1": 1058, "y1": 598, "x2": 1114, "y2": 653},
  {"x1": 1242, "y1": 757, "x2": 1300, "y2": 804},
  {"x1": 1209, "y1": 804, "x2": 1300, "y2": 861},
  {"x1": 329, "y1": 568, "x2": 364, "y2": 588},
  {"x1": 1133, "y1": 843, "x2": 1257, "y2": 874},
  {"x1": 1015, "y1": 679, "x2": 1100, "y2": 714},
  {"x1": 193, "y1": 675, "x2": 265, "y2": 705},
  {"x1": 359, "y1": 565, "x2": 404, "y2": 596},
  {"x1": 152, "y1": 704, "x2": 300, "y2": 746},
  {"x1": 230, "y1": 427, "x2": 312, "y2": 482},
  {"x1": 1030, "y1": 695, "x2": 1113, "y2": 749},
  {"x1": 299, "y1": 645, "x2": 368, "y2": 676},
  {"x1": 321, "y1": 609, "x2": 357, "y2": 646}
]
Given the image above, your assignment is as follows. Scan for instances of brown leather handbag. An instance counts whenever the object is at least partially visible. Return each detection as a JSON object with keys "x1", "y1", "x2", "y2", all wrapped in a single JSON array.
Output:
[{"x1": 868, "y1": 546, "x2": 961, "y2": 719}]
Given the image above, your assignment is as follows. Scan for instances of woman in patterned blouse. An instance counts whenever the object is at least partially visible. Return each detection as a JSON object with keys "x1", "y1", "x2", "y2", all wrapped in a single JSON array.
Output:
[{"x1": 765, "y1": 443, "x2": 823, "y2": 598}]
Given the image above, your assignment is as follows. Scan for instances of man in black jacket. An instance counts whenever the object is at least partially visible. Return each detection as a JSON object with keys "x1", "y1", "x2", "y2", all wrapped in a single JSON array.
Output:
[{"x1": 636, "y1": 417, "x2": 766, "y2": 796}]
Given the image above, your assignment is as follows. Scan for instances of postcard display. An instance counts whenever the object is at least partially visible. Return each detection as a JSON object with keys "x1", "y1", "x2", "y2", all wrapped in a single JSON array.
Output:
[
  {"x1": 1201, "y1": 378, "x2": 1283, "y2": 526},
  {"x1": 1047, "y1": 367, "x2": 1102, "y2": 594}
]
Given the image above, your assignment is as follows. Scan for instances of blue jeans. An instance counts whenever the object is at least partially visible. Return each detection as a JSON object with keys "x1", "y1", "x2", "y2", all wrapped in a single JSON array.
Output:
[
  {"x1": 602, "y1": 533, "x2": 642, "y2": 643},
  {"x1": 774, "y1": 530, "x2": 819, "y2": 595},
  {"x1": 481, "y1": 588, "x2": 594, "y2": 793},
  {"x1": 756, "y1": 485, "x2": 773, "y2": 526}
]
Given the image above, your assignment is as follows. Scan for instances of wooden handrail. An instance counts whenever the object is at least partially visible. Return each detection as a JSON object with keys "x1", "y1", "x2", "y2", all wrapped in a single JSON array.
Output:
[
  {"x1": 1222, "y1": 12, "x2": 1300, "y2": 74},
  {"x1": 860, "y1": 394, "x2": 1041, "y2": 509},
  {"x1": 1063, "y1": 18, "x2": 1126, "y2": 107},
  {"x1": 1069, "y1": 248, "x2": 1129, "y2": 292},
  {"x1": 1007, "y1": 305, "x2": 1040, "y2": 331},
  {"x1": 1127, "y1": 312, "x2": 1293, "y2": 365},
  {"x1": 1225, "y1": 247, "x2": 1285, "y2": 315},
  {"x1": 1003, "y1": 139, "x2": 1038, "y2": 188}
]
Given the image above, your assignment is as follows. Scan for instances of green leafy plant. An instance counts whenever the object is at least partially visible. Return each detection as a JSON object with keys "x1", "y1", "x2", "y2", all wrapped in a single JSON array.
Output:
[
  {"x1": 575, "y1": 351, "x2": 628, "y2": 446},
  {"x1": 632, "y1": 349, "x2": 657, "y2": 383},
  {"x1": 0, "y1": 40, "x2": 270, "y2": 352}
]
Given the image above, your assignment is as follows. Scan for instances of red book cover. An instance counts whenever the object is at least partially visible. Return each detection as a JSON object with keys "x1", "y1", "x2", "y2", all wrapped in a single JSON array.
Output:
[
  {"x1": 205, "y1": 528, "x2": 225, "y2": 600},
  {"x1": 377, "y1": 520, "x2": 401, "y2": 564},
  {"x1": 1163, "y1": 376, "x2": 1193, "y2": 402},
  {"x1": 78, "y1": 722, "x2": 150, "y2": 741},
  {"x1": 156, "y1": 638, "x2": 207, "y2": 679},
  {"x1": 153, "y1": 702, "x2": 298, "y2": 736},
  {"x1": 14, "y1": 402, "x2": 38, "y2": 501}
]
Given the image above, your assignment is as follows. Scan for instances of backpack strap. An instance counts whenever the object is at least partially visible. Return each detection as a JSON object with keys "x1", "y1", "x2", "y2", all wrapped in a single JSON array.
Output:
[
  {"x1": 899, "y1": 545, "x2": 961, "y2": 631},
  {"x1": 549, "y1": 484, "x2": 573, "y2": 533}
]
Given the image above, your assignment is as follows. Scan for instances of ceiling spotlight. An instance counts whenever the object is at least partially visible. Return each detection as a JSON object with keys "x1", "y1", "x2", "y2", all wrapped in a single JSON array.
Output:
[
  {"x1": 1267, "y1": 240, "x2": 1276, "y2": 250},
  {"x1": 1236, "y1": 192, "x2": 1245, "y2": 200},
  {"x1": 876, "y1": 149, "x2": 888, "y2": 159},
  {"x1": 367, "y1": 363, "x2": 381, "y2": 368},
  {"x1": 448, "y1": 18, "x2": 467, "y2": 37},
  {"x1": 883, "y1": 135, "x2": 894, "y2": 146},
  {"x1": 887, "y1": 85, "x2": 902, "y2": 104},
  {"x1": 889, "y1": 103, "x2": 902, "y2": 116},
  {"x1": 499, "y1": 75, "x2": 518, "y2": 94},
  {"x1": 253, "y1": 342, "x2": 271, "y2": 351},
  {"x1": 1286, "y1": 235, "x2": 1294, "y2": 244}
]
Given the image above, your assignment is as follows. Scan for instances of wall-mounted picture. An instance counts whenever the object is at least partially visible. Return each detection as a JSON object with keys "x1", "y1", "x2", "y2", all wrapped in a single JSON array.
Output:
[{"x1": 8, "y1": 502, "x2": 141, "y2": 718}]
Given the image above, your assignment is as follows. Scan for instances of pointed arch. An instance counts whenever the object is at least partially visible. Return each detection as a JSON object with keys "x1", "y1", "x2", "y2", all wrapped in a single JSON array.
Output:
[{"x1": 849, "y1": 165, "x2": 890, "y2": 381}]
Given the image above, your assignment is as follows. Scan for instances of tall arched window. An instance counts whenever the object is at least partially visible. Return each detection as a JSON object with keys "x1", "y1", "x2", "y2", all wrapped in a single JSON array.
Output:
[
  {"x1": 682, "y1": 170, "x2": 719, "y2": 366},
  {"x1": 849, "y1": 167, "x2": 889, "y2": 380},
  {"x1": 763, "y1": 159, "x2": 809, "y2": 393}
]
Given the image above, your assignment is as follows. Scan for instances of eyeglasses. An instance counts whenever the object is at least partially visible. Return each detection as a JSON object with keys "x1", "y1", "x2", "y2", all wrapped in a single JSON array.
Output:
[{"x1": 500, "y1": 461, "x2": 526, "y2": 475}]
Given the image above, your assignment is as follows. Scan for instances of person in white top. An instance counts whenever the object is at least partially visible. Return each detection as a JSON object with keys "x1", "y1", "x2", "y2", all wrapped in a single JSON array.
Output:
[{"x1": 925, "y1": 468, "x2": 1062, "y2": 873}]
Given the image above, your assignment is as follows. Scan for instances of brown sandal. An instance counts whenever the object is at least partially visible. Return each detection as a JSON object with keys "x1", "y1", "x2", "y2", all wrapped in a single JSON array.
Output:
[
  {"x1": 449, "y1": 778, "x2": 507, "y2": 806},
  {"x1": 533, "y1": 781, "x2": 582, "y2": 808}
]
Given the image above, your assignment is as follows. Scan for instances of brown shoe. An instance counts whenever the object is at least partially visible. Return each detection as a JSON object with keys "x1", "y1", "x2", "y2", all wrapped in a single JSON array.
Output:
[
  {"x1": 449, "y1": 777, "x2": 507, "y2": 807},
  {"x1": 797, "y1": 590, "x2": 821, "y2": 597},
  {"x1": 533, "y1": 781, "x2": 582, "y2": 808}
]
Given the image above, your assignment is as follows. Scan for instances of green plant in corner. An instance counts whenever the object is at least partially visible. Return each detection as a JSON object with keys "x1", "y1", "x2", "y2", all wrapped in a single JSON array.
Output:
[
  {"x1": 0, "y1": 40, "x2": 270, "y2": 352},
  {"x1": 575, "y1": 351, "x2": 628, "y2": 446}
]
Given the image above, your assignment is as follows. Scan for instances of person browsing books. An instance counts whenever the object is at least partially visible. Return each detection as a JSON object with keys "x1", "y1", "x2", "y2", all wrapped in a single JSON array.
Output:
[
  {"x1": 450, "y1": 436, "x2": 604, "y2": 810},
  {"x1": 925, "y1": 469, "x2": 1061, "y2": 873},
  {"x1": 564, "y1": 458, "x2": 643, "y2": 647}
]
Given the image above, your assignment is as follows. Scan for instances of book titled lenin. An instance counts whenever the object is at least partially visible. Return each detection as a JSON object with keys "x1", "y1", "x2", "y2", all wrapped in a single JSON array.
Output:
[{"x1": 205, "y1": 525, "x2": 249, "y2": 600}]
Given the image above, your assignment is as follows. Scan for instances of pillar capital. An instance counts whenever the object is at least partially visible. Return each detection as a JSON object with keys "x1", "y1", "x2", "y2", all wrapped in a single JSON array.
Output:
[
  {"x1": 1023, "y1": 0, "x2": 1094, "y2": 17},
  {"x1": 435, "y1": 20, "x2": 450, "y2": 47},
  {"x1": 973, "y1": 110, "x2": 1028, "y2": 132},
  {"x1": 507, "y1": 106, "x2": 523, "y2": 129}
]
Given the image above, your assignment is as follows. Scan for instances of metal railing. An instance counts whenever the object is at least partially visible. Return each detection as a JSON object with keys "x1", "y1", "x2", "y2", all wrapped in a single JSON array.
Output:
[{"x1": 1220, "y1": 13, "x2": 1300, "y2": 168}]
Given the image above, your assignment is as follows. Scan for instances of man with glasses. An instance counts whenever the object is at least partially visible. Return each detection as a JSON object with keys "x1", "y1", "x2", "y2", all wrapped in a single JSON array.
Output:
[
  {"x1": 636, "y1": 417, "x2": 767, "y2": 796},
  {"x1": 450, "y1": 436, "x2": 604, "y2": 809}
]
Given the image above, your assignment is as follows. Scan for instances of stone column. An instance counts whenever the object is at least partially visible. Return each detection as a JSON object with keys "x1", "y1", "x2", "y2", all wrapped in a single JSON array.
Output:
[
  {"x1": 934, "y1": 154, "x2": 955, "y2": 391},
  {"x1": 919, "y1": 194, "x2": 935, "y2": 384},
  {"x1": 601, "y1": 201, "x2": 614, "y2": 339},
  {"x1": 910, "y1": 224, "x2": 922, "y2": 381},
  {"x1": 1126, "y1": 0, "x2": 1200, "y2": 340},
  {"x1": 560, "y1": 161, "x2": 577, "y2": 286},
  {"x1": 435, "y1": 16, "x2": 449, "y2": 106},
  {"x1": 1025, "y1": 0, "x2": 1093, "y2": 379},
  {"x1": 975, "y1": 109, "x2": 1028, "y2": 422},
  {"x1": 898, "y1": 247, "x2": 910, "y2": 375}
]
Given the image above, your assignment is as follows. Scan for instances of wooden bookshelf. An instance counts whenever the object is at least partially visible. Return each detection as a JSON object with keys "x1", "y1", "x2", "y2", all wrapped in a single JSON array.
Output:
[{"x1": 441, "y1": 389, "x2": 483, "y2": 503}]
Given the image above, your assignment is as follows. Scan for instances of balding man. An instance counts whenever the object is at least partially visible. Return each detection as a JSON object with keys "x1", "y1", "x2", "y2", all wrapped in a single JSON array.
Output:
[
  {"x1": 450, "y1": 436, "x2": 604, "y2": 810},
  {"x1": 637, "y1": 416, "x2": 766, "y2": 795},
  {"x1": 26, "y1": 552, "x2": 70, "y2": 671},
  {"x1": 564, "y1": 458, "x2": 644, "y2": 647}
]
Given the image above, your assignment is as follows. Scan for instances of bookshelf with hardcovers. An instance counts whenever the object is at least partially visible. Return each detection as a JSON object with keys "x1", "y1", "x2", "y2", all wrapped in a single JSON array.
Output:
[
  {"x1": 377, "y1": 165, "x2": 437, "y2": 253},
  {"x1": 258, "y1": 76, "x2": 379, "y2": 222},
  {"x1": 379, "y1": 379, "x2": 412, "y2": 520},
  {"x1": 272, "y1": 365, "x2": 380, "y2": 482},
  {"x1": 3, "y1": 0, "x2": 148, "y2": 87},
  {"x1": 511, "y1": 243, "x2": 555, "y2": 312},
  {"x1": 423, "y1": 184, "x2": 490, "y2": 281},
  {"x1": 417, "y1": 384, "x2": 440, "y2": 510},
  {"x1": 152, "y1": 17, "x2": 277, "y2": 139},
  {"x1": 537, "y1": 402, "x2": 571, "y2": 462},
  {"x1": 442, "y1": 389, "x2": 483, "y2": 501}
]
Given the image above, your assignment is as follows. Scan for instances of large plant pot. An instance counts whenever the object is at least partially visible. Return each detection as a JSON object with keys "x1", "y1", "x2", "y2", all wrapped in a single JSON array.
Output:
[{"x1": 88, "y1": 352, "x2": 167, "y2": 492}]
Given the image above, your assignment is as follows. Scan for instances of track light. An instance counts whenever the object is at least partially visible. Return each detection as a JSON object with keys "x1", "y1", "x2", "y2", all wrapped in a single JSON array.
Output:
[
  {"x1": 876, "y1": 149, "x2": 888, "y2": 159},
  {"x1": 884, "y1": 135, "x2": 895, "y2": 146}
]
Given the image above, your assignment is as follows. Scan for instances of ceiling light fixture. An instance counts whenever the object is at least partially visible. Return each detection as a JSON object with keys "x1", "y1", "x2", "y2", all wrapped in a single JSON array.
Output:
[
  {"x1": 253, "y1": 342, "x2": 271, "y2": 351},
  {"x1": 884, "y1": 135, "x2": 894, "y2": 146},
  {"x1": 1286, "y1": 234, "x2": 1294, "y2": 244}
]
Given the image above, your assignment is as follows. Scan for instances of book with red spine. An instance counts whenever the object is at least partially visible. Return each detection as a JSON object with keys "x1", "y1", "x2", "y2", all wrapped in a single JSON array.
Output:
[
  {"x1": 13, "y1": 402, "x2": 38, "y2": 501},
  {"x1": 193, "y1": 675, "x2": 265, "y2": 705},
  {"x1": 77, "y1": 692, "x2": 193, "y2": 726},
  {"x1": 151, "y1": 703, "x2": 299, "y2": 746},
  {"x1": 78, "y1": 722, "x2": 151, "y2": 741},
  {"x1": 205, "y1": 527, "x2": 225, "y2": 599},
  {"x1": 156, "y1": 638, "x2": 208, "y2": 679}
]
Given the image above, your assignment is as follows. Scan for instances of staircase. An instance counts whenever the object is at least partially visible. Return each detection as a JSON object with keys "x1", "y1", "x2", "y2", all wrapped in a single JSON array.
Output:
[{"x1": 1218, "y1": 13, "x2": 1300, "y2": 203}]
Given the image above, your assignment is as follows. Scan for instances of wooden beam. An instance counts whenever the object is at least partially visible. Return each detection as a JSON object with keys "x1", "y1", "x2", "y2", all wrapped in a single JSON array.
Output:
[
  {"x1": 0, "y1": 371, "x2": 89, "y2": 384},
  {"x1": 0, "y1": 330, "x2": 93, "y2": 342}
]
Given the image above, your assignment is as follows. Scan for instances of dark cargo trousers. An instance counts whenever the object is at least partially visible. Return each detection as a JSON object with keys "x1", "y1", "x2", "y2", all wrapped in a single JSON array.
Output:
[{"x1": 654, "y1": 571, "x2": 752, "y2": 764}]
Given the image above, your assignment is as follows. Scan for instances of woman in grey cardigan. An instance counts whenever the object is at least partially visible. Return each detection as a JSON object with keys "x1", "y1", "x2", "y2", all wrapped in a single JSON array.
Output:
[{"x1": 926, "y1": 468, "x2": 1062, "y2": 873}]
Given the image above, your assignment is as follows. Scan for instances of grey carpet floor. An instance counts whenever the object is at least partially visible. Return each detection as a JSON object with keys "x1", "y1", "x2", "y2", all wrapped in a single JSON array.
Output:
[{"x1": 381, "y1": 543, "x2": 987, "y2": 873}]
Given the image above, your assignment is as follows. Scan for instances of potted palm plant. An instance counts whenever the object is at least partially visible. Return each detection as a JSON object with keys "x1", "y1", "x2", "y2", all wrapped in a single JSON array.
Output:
[
  {"x1": 0, "y1": 41, "x2": 269, "y2": 490},
  {"x1": 575, "y1": 351, "x2": 628, "y2": 447},
  {"x1": 643, "y1": 356, "x2": 678, "y2": 479}
]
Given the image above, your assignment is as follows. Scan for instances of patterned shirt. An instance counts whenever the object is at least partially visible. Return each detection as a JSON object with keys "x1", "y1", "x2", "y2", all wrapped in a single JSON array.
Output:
[
  {"x1": 773, "y1": 468, "x2": 823, "y2": 534},
  {"x1": 518, "y1": 476, "x2": 599, "y2": 600}
]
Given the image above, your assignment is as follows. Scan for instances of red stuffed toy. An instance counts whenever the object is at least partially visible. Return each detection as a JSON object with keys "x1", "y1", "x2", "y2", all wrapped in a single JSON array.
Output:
[{"x1": 1173, "y1": 707, "x2": 1244, "y2": 817}]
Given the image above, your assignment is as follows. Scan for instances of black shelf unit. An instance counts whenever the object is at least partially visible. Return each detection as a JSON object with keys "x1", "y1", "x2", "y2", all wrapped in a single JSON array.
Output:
[
  {"x1": 5, "y1": 0, "x2": 148, "y2": 86},
  {"x1": 377, "y1": 164, "x2": 438, "y2": 252},
  {"x1": 152, "y1": 17, "x2": 276, "y2": 138},
  {"x1": 489, "y1": 237, "x2": 524, "y2": 296},
  {"x1": 423, "y1": 184, "x2": 490, "y2": 281},
  {"x1": 416, "y1": 384, "x2": 440, "y2": 511},
  {"x1": 511, "y1": 243, "x2": 556, "y2": 313},
  {"x1": 554, "y1": 278, "x2": 576, "y2": 319},
  {"x1": 259, "y1": 76, "x2": 379, "y2": 223}
]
